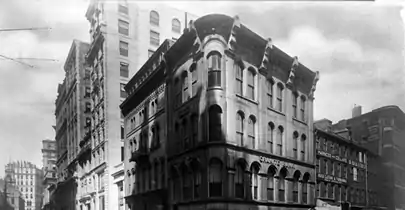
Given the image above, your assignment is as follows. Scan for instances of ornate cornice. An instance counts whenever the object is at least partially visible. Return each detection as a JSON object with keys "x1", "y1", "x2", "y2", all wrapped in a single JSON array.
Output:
[
  {"x1": 286, "y1": 56, "x2": 299, "y2": 88},
  {"x1": 308, "y1": 71, "x2": 320, "y2": 99},
  {"x1": 227, "y1": 15, "x2": 241, "y2": 51}
]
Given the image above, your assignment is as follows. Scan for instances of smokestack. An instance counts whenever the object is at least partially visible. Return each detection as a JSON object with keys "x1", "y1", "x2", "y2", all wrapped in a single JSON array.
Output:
[{"x1": 352, "y1": 104, "x2": 362, "y2": 118}]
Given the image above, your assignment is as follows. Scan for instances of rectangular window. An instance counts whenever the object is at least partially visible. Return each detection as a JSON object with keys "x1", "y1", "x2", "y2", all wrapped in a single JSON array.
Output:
[
  {"x1": 353, "y1": 167, "x2": 358, "y2": 181},
  {"x1": 301, "y1": 97, "x2": 306, "y2": 121},
  {"x1": 148, "y1": 50, "x2": 155, "y2": 58},
  {"x1": 85, "y1": 87, "x2": 91, "y2": 98},
  {"x1": 119, "y1": 41, "x2": 128, "y2": 57},
  {"x1": 120, "y1": 62, "x2": 129, "y2": 78},
  {"x1": 208, "y1": 53, "x2": 222, "y2": 87},
  {"x1": 235, "y1": 64, "x2": 243, "y2": 95},
  {"x1": 246, "y1": 70, "x2": 255, "y2": 100},
  {"x1": 267, "y1": 81, "x2": 273, "y2": 108},
  {"x1": 191, "y1": 65, "x2": 198, "y2": 97},
  {"x1": 120, "y1": 146, "x2": 124, "y2": 161},
  {"x1": 292, "y1": 94, "x2": 298, "y2": 118},
  {"x1": 277, "y1": 86, "x2": 283, "y2": 112},
  {"x1": 118, "y1": 5, "x2": 128, "y2": 15},
  {"x1": 118, "y1": 19, "x2": 129, "y2": 35},
  {"x1": 99, "y1": 195, "x2": 105, "y2": 210},
  {"x1": 150, "y1": 31, "x2": 160, "y2": 46},
  {"x1": 120, "y1": 83, "x2": 127, "y2": 98}
]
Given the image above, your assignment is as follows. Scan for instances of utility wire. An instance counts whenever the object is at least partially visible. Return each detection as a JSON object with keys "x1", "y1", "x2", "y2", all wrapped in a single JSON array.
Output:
[
  {"x1": 0, "y1": 27, "x2": 52, "y2": 32},
  {"x1": 15, "y1": 57, "x2": 59, "y2": 62},
  {"x1": 0, "y1": 54, "x2": 35, "y2": 68}
]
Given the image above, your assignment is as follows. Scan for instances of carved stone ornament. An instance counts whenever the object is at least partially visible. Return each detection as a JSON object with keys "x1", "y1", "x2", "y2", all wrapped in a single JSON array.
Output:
[
  {"x1": 227, "y1": 15, "x2": 241, "y2": 51},
  {"x1": 309, "y1": 71, "x2": 320, "y2": 98},
  {"x1": 259, "y1": 38, "x2": 273, "y2": 71},
  {"x1": 286, "y1": 56, "x2": 299, "y2": 86},
  {"x1": 189, "y1": 20, "x2": 202, "y2": 54}
]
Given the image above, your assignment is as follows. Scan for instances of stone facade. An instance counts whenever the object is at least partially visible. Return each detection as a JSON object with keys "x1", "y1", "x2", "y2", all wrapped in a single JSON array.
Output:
[{"x1": 122, "y1": 14, "x2": 319, "y2": 210}]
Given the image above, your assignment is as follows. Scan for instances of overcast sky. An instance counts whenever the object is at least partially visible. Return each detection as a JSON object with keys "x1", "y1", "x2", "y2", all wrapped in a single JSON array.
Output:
[{"x1": 0, "y1": 0, "x2": 404, "y2": 177}]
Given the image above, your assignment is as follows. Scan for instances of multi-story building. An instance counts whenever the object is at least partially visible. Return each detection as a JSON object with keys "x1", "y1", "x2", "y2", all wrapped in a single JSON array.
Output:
[
  {"x1": 314, "y1": 119, "x2": 379, "y2": 209},
  {"x1": 121, "y1": 14, "x2": 320, "y2": 210},
  {"x1": 333, "y1": 105, "x2": 405, "y2": 210},
  {"x1": 84, "y1": 1, "x2": 197, "y2": 209},
  {"x1": 52, "y1": 40, "x2": 90, "y2": 210},
  {"x1": 40, "y1": 140, "x2": 57, "y2": 210},
  {"x1": 121, "y1": 39, "x2": 173, "y2": 210},
  {"x1": 5, "y1": 161, "x2": 43, "y2": 210}
]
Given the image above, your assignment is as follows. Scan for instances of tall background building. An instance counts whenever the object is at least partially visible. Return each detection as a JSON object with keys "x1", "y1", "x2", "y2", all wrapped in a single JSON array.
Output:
[
  {"x1": 41, "y1": 140, "x2": 57, "y2": 210},
  {"x1": 5, "y1": 161, "x2": 43, "y2": 210},
  {"x1": 83, "y1": 0, "x2": 197, "y2": 210},
  {"x1": 122, "y1": 13, "x2": 320, "y2": 210},
  {"x1": 53, "y1": 39, "x2": 90, "y2": 210},
  {"x1": 332, "y1": 105, "x2": 405, "y2": 210}
]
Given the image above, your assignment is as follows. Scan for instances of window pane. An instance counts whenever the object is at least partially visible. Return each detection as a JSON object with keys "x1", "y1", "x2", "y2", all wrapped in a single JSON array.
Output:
[{"x1": 150, "y1": 31, "x2": 160, "y2": 46}]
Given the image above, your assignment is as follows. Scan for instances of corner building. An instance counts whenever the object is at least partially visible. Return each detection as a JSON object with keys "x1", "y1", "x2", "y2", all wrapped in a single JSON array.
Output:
[{"x1": 122, "y1": 14, "x2": 320, "y2": 210}]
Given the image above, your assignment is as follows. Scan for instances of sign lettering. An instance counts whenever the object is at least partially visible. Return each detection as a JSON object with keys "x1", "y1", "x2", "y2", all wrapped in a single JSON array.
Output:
[
  {"x1": 317, "y1": 173, "x2": 347, "y2": 184},
  {"x1": 259, "y1": 156, "x2": 295, "y2": 170}
]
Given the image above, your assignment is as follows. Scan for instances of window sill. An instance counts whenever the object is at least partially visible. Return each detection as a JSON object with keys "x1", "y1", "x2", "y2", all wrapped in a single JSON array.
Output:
[
  {"x1": 267, "y1": 107, "x2": 285, "y2": 116},
  {"x1": 293, "y1": 118, "x2": 307, "y2": 125},
  {"x1": 235, "y1": 94, "x2": 258, "y2": 105}
]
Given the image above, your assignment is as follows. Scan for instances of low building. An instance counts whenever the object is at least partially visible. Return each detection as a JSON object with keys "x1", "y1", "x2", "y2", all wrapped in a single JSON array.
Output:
[
  {"x1": 314, "y1": 119, "x2": 376, "y2": 209},
  {"x1": 0, "y1": 177, "x2": 25, "y2": 210},
  {"x1": 333, "y1": 105, "x2": 405, "y2": 210},
  {"x1": 5, "y1": 161, "x2": 43, "y2": 210},
  {"x1": 121, "y1": 13, "x2": 320, "y2": 210}
]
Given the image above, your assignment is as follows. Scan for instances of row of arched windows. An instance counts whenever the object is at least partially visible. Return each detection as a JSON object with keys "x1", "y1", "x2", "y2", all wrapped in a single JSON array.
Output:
[
  {"x1": 149, "y1": 11, "x2": 181, "y2": 33},
  {"x1": 169, "y1": 158, "x2": 312, "y2": 204},
  {"x1": 236, "y1": 110, "x2": 307, "y2": 159}
]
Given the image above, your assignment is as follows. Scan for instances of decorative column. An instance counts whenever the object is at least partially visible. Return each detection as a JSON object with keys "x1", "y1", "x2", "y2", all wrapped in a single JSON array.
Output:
[
  {"x1": 298, "y1": 180, "x2": 303, "y2": 203},
  {"x1": 274, "y1": 176, "x2": 279, "y2": 202},
  {"x1": 286, "y1": 177, "x2": 293, "y2": 203},
  {"x1": 227, "y1": 169, "x2": 235, "y2": 198}
]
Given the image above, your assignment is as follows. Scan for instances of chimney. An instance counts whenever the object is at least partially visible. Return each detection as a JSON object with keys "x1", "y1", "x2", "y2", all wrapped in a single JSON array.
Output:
[
  {"x1": 352, "y1": 105, "x2": 362, "y2": 118},
  {"x1": 314, "y1": 118, "x2": 332, "y2": 131}
]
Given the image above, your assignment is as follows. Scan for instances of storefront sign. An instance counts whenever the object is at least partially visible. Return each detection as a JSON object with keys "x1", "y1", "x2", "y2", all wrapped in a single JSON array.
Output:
[
  {"x1": 317, "y1": 173, "x2": 347, "y2": 184},
  {"x1": 259, "y1": 156, "x2": 295, "y2": 170},
  {"x1": 317, "y1": 150, "x2": 347, "y2": 163},
  {"x1": 348, "y1": 160, "x2": 366, "y2": 169}
]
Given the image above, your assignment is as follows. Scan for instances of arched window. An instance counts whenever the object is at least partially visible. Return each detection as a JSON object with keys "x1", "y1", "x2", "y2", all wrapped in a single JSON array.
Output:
[
  {"x1": 277, "y1": 83, "x2": 284, "y2": 112},
  {"x1": 293, "y1": 131, "x2": 299, "y2": 159},
  {"x1": 302, "y1": 173, "x2": 310, "y2": 204},
  {"x1": 207, "y1": 51, "x2": 222, "y2": 87},
  {"x1": 172, "y1": 18, "x2": 181, "y2": 33},
  {"x1": 266, "y1": 79, "x2": 274, "y2": 108},
  {"x1": 301, "y1": 134, "x2": 306, "y2": 161},
  {"x1": 235, "y1": 63, "x2": 243, "y2": 95},
  {"x1": 250, "y1": 163, "x2": 260, "y2": 200},
  {"x1": 300, "y1": 96, "x2": 306, "y2": 121},
  {"x1": 248, "y1": 115, "x2": 256, "y2": 149},
  {"x1": 277, "y1": 126, "x2": 284, "y2": 156},
  {"x1": 150, "y1": 11, "x2": 159, "y2": 26},
  {"x1": 182, "y1": 120, "x2": 190, "y2": 149},
  {"x1": 193, "y1": 168, "x2": 201, "y2": 199},
  {"x1": 292, "y1": 171, "x2": 301, "y2": 202},
  {"x1": 182, "y1": 72, "x2": 189, "y2": 103},
  {"x1": 182, "y1": 167, "x2": 192, "y2": 200},
  {"x1": 235, "y1": 161, "x2": 245, "y2": 198},
  {"x1": 268, "y1": 122, "x2": 275, "y2": 153},
  {"x1": 236, "y1": 111, "x2": 244, "y2": 146},
  {"x1": 209, "y1": 159, "x2": 222, "y2": 197},
  {"x1": 154, "y1": 161, "x2": 159, "y2": 189},
  {"x1": 292, "y1": 92, "x2": 298, "y2": 118},
  {"x1": 267, "y1": 166, "x2": 276, "y2": 201},
  {"x1": 247, "y1": 68, "x2": 255, "y2": 100},
  {"x1": 190, "y1": 63, "x2": 198, "y2": 97},
  {"x1": 209, "y1": 105, "x2": 223, "y2": 142},
  {"x1": 278, "y1": 168, "x2": 288, "y2": 202},
  {"x1": 191, "y1": 114, "x2": 198, "y2": 145},
  {"x1": 171, "y1": 167, "x2": 180, "y2": 201},
  {"x1": 121, "y1": 126, "x2": 125, "y2": 140},
  {"x1": 174, "y1": 78, "x2": 181, "y2": 108}
]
